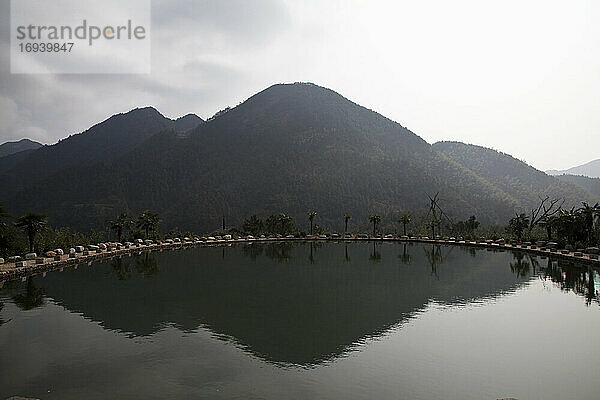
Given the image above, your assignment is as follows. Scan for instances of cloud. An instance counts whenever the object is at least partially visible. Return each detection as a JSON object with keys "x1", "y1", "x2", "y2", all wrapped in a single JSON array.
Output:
[
  {"x1": 0, "y1": 0, "x2": 289, "y2": 144},
  {"x1": 152, "y1": 0, "x2": 289, "y2": 45},
  {"x1": 1, "y1": 0, "x2": 599, "y2": 170}
]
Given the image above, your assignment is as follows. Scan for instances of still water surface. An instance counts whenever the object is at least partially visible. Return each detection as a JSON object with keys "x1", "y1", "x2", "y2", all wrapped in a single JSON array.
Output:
[{"x1": 1, "y1": 242, "x2": 599, "y2": 399}]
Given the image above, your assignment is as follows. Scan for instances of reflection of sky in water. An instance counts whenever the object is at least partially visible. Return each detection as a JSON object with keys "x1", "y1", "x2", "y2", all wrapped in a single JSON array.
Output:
[{"x1": 0, "y1": 242, "x2": 599, "y2": 400}]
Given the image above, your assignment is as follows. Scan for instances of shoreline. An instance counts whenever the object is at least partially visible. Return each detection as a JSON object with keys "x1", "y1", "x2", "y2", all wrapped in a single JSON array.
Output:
[{"x1": 1, "y1": 236, "x2": 598, "y2": 284}]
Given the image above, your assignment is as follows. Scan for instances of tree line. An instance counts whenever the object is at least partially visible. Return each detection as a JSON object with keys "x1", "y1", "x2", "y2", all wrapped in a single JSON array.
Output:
[
  {"x1": 507, "y1": 198, "x2": 600, "y2": 248},
  {"x1": 0, "y1": 205, "x2": 162, "y2": 257},
  {"x1": 2, "y1": 194, "x2": 599, "y2": 258}
]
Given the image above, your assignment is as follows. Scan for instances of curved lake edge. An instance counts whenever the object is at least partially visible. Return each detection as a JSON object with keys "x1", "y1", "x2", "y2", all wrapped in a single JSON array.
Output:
[{"x1": 1, "y1": 236, "x2": 599, "y2": 284}]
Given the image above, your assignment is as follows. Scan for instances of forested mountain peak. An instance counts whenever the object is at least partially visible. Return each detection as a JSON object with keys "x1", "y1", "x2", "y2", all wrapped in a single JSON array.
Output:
[
  {"x1": 0, "y1": 106, "x2": 179, "y2": 190},
  {"x1": 173, "y1": 113, "x2": 204, "y2": 132},
  {"x1": 0, "y1": 138, "x2": 43, "y2": 158}
]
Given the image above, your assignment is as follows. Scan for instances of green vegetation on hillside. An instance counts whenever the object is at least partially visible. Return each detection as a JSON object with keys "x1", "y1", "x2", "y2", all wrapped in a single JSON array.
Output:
[
  {"x1": 555, "y1": 174, "x2": 600, "y2": 197},
  {"x1": 0, "y1": 84, "x2": 597, "y2": 235},
  {"x1": 433, "y1": 141, "x2": 595, "y2": 212}
]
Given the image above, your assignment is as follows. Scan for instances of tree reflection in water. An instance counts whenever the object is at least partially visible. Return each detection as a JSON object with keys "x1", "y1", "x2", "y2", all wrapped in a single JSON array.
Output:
[
  {"x1": 242, "y1": 243, "x2": 264, "y2": 261},
  {"x1": 423, "y1": 245, "x2": 454, "y2": 278},
  {"x1": 135, "y1": 252, "x2": 159, "y2": 277},
  {"x1": 509, "y1": 252, "x2": 539, "y2": 278},
  {"x1": 12, "y1": 276, "x2": 45, "y2": 310},
  {"x1": 307, "y1": 241, "x2": 325, "y2": 264},
  {"x1": 344, "y1": 243, "x2": 351, "y2": 263},
  {"x1": 458, "y1": 246, "x2": 477, "y2": 258},
  {"x1": 111, "y1": 257, "x2": 132, "y2": 280},
  {"x1": 509, "y1": 253, "x2": 599, "y2": 306},
  {"x1": 369, "y1": 241, "x2": 381, "y2": 263},
  {"x1": 399, "y1": 243, "x2": 411, "y2": 265},
  {"x1": 265, "y1": 242, "x2": 293, "y2": 263}
]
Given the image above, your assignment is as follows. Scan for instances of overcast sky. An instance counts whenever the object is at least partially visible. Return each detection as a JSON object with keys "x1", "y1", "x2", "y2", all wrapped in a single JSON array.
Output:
[{"x1": 1, "y1": 0, "x2": 598, "y2": 170}]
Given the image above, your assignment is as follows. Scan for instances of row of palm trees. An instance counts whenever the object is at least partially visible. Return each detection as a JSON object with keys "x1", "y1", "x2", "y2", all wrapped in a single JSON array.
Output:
[
  {"x1": 0, "y1": 204, "x2": 162, "y2": 254},
  {"x1": 107, "y1": 210, "x2": 161, "y2": 242},
  {"x1": 508, "y1": 202, "x2": 600, "y2": 246},
  {"x1": 306, "y1": 211, "x2": 412, "y2": 236}
]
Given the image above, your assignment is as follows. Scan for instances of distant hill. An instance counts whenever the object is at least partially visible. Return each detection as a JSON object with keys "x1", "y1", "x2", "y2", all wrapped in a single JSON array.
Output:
[
  {"x1": 0, "y1": 83, "x2": 594, "y2": 233},
  {"x1": 433, "y1": 141, "x2": 594, "y2": 212},
  {"x1": 0, "y1": 108, "x2": 202, "y2": 190},
  {"x1": 173, "y1": 113, "x2": 204, "y2": 132},
  {"x1": 555, "y1": 174, "x2": 600, "y2": 198},
  {"x1": 0, "y1": 138, "x2": 42, "y2": 158},
  {"x1": 546, "y1": 159, "x2": 600, "y2": 178}
]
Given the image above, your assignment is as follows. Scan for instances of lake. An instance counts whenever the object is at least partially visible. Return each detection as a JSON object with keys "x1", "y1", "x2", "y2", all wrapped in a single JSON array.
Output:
[{"x1": 1, "y1": 241, "x2": 599, "y2": 399}]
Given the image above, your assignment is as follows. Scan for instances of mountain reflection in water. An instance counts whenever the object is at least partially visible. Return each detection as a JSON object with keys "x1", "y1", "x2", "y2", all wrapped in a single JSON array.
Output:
[{"x1": 1, "y1": 242, "x2": 597, "y2": 367}]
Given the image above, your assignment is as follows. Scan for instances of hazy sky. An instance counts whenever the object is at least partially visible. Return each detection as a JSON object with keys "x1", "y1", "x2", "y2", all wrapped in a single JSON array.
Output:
[{"x1": 1, "y1": 0, "x2": 598, "y2": 170}]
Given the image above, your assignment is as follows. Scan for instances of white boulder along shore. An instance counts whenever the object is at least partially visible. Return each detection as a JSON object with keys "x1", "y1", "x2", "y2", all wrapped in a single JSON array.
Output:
[{"x1": 2, "y1": 236, "x2": 600, "y2": 284}]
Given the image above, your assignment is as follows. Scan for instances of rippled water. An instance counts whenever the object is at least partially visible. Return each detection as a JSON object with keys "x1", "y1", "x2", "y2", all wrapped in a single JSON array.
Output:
[{"x1": 1, "y1": 241, "x2": 599, "y2": 399}]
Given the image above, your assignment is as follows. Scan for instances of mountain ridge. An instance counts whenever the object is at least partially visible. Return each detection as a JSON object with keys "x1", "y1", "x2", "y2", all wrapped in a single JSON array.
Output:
[
  {"x1": 546, "y1": 158, "x2": 600, "y2": 178},
  {"x1": 0, "y1": 107, "x2": 203, "y2": 190},
  {"x1": 0, "y1": 138, "x2": 43, "y2": 158},
  {"x1": 432, "y1": 141, "x2": 592, "y2": 212},
  {"x1": 1, "y1": 83, "x2": 596, "y2": 232}
]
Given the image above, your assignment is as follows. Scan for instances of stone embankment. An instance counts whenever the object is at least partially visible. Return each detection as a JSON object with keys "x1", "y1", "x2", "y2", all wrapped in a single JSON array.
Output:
[{"x1": 1, "y1": 235, "x2": 598, "y2": 282}]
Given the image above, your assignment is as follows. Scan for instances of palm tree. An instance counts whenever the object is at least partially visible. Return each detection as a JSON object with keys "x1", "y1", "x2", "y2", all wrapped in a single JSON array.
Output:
[
  {"x1": 508, "y1": 213, "x2": 530, "y2": 242},
  {"x1": 344, "y1": 214, "x2": 352, "y2": 235},
  {"x1": 308, "y1": 211, "x2": 317, "y2": 235},
  {"x1": 578, "y1": 202, "x2": 600, "y2": 244},
  {"x1": 398, "y1": 213, "x2": 411, "y2": 236},
  {"x1": 15, "y1": 213, "x2": 47, "y2": 252},
  {"x1": 369, "y1": 213, "x2": 381, "y2": 237},
  {"x1": 137, "y1": 210, "x2": 161, "y2": 239},
  {"x1": 108, "y1": 213, "x2": 132, "y2": 242}
]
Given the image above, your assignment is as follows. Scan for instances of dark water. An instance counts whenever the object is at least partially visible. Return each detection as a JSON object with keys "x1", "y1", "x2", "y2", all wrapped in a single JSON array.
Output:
[{"x1": 1, "y1": 242, "x2": 599, "y2": 400}]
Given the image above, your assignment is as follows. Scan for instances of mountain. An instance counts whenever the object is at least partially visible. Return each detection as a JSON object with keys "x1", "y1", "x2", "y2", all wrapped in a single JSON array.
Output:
[
  {"x1": 0, "y1": 138, "x2": 42, "y2": 158},
  {"x1": 173, "y1": 113, "x2": 204, "y2": 132},
  {"x1": 0, "y1": 108, "x2": 203, "y2": 190},
  {"x1": 432, "y1": 141, "x2": 595, "y2": 212},
  {"x1": 555, "y1": 174, "x2": 600, "y2": 198},
  {"x1": 546, "y1": 159, "x2": 600, "y2": 178},
  {"x1": 0, "y1": 83, "x2": 594, "y2": 232}
]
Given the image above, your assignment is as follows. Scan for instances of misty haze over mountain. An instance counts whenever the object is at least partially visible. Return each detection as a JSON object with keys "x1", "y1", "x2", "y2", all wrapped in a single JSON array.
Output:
[{"x1": 547, "y1": 159, "x2": 600, "y2": 179}]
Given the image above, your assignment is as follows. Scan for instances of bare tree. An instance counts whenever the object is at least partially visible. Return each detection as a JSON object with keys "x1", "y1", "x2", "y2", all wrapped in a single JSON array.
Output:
[
  {"x1": 528, "y1": 195, "x2": 564, "y2": 236},
  {"x1": 425, "y1": 193, "x2": 453, "y2": 238}
]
